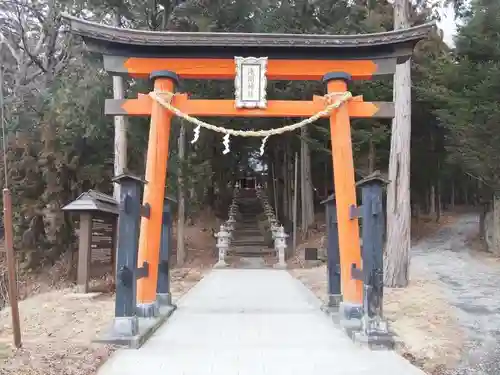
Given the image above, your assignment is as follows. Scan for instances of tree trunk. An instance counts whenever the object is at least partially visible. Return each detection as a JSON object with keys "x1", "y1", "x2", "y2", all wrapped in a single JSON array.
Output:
[
  {"x1": 288, "y1": 142, "x2": 294, "y2": 219},
  {"x1": 436, "y1": 159, "x2": 442, "y2": 222},
  {"x1": 430, "y1": 184, "x2": 436, "y2": 216},
  {"x1": 272, "y1": 163, "x2": 279, "y2": 220},
  {"x1": 384, "y1": 0, "x2": 412, "y2": 288},
  {"x1": 368, "y1": 138, "x2": 376, "y2": 173},
  {"x1": 293, "y1": 153, "x2": 298, "y2": 252},
  {"x1": 282, "y1": 147, "x2": 289, "y2": 222},
  {"x1": 450, "y1": 179, "x2": 455, "y2": 210},
  {"x1": 300, "y1": 128, "x2": 315, "y2": 237},
  {"x1": 284, "y1": 141, "x2": 294, "y2": 221},
  {"x1": 206, "y1": 137, "x2": 217, "y2": 207},
  {"x1": 480, "y1": 199, "x2": 490, "y2": 242},
  {"x1": 41, "y1": 62, "x2": 61, "y2": 254},
  {"x1": 176, "y1": 123, "x2": 186, "y2": 265},
  {"x1": 305, "y1": 147, "x2": 314, "y2": 230},
  {"x1": 436, "y1": 183, "x2": 442, "y2": 222},
  {"x1": 475, "y1": 180, "x2": 481, "y2": 206},
  {"x1": 272, "y1": 146, "x2": 280, "y2": 220},
  {"x1": 492, "y1": 195, "x2": 500, "y2": 255},
  {"x1": 112, "y1": 12, "x2": 128, "y2": 200}
]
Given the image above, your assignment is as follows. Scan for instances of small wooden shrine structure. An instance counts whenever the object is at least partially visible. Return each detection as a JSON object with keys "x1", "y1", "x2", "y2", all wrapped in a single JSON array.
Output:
[{"x1": 63, "y1": 190, "x2": 118, "y2": 293}]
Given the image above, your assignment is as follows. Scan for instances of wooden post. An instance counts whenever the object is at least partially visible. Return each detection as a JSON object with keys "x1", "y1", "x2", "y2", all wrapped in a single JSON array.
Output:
[
  {"x1": 355, "y1": 172, "x2": 393, "y2": 348},
  {"x1": 136, "y1": 71, "x2": 178, "y2": 317},
  {"x1": 110, "y1": 216, "x2": 118, "y2": 280},
  {"x1": 323, "y1": 72, "x2": 363, "y2": 312},
  {"x1": 321, "y1": 195, "x2": 341, "y2": 310},
  {"x1": 292, "y1": 153, "x2": 298, "y2": 253},
  {"x1": 157, "y1": 198, "x2": 175, "y2": 306},
  {"x1": 357, "y1": 173, "x2": 387, "y2": 318},
  {"x1": 77, "y1": 213, "x2": 92, "y2": 293},
  {"x1": 272, "y1": 163, "x2": 279, "y2": 221},
  {"x1": 3, "y1": 189, "x2": 21, "y2": 348},
  {"x1": 1, "y1": 66, "x2": 21, "y2": 348},
  {"x1": 111, "y1": 173, "x2": 144, "y2": 336}
]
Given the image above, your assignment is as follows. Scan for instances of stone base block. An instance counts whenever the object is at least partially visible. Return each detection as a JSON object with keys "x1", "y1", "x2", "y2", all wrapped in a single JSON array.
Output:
[
  {"x1": 339, "y1": 302, "x2": 363, "y2": 320},
  {"x1": 340, "y1": 318, "x2": 362, "y2": 336},
  {"x1": 214, "y1": 260, "x2": 228, "y2": 269},
  {"x1": 112, "y1": 316, "x2": 139, "y2": 337},
  {"x1": 94, "y1": 305, "x2": 176, "y2": 349},
  {"x1": 339, "y1": 302, "x2": 363, "y2": 337},
  {"x1": 319, "y1": 298, "x2": 395, "y2": 351},
  {"x1": 273, "y1": 262, "x2": 287, "y2": 270},
  {"x1": 328, "y1": 294, "x2": 342, "y2": 309},
  {"x1": 353, "y1": 330, "x2": 395, "y2": 350},
  {"x1": 76, "y1": 284, "x2": 90, "y2": 294}
]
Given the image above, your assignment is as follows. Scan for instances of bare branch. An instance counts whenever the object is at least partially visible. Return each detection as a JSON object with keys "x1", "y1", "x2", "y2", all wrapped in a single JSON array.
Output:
[
  {"x1": 18, "y1": 15, "x2": 47, "y2": 73},
  {"x1": 32, "y1": 23, "x2": 47, "y2": 57},
  {"x1": 25, "y1": 69, "x2": 43, "y2": 82},
  {"x1": 465, "y1": 172, "x2": 493, "y2": 188},
  {"x1": 0, "y1": 33, "x2": 22, "y2": 66}
]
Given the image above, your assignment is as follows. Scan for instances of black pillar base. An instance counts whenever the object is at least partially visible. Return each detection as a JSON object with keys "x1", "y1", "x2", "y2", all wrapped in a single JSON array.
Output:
[
  {"x1": 328, "y1": 294, "x2": 342, "y2": 309},
  {"x1": 156, "y1": 292, "x2": 173, "y2": 307},
  {"x1": 321, "y1": 293, "x2": 343, "y2": 314}
]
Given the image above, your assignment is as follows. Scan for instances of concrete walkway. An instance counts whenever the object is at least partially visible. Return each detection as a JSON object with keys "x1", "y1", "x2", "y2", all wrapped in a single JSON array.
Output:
[{"x1": 98, "y1": 269, "x2": 425, "y2": 375}]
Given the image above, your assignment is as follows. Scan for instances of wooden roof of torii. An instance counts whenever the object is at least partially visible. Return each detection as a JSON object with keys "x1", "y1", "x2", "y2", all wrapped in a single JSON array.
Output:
[{"x1": 62, "y1": 14, "x2": 435, "y2": 80}]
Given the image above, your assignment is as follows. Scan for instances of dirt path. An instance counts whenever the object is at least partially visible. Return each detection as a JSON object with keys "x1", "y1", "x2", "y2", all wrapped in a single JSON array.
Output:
[{"x1": 412, "y1": 214, "x2": 500, "y2": 374}]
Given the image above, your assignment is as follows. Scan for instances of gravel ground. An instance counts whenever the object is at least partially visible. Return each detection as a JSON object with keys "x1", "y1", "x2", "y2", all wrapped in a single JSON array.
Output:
[
  {"x1": 290, "y1": 261, "x2": 464, "y2": 373},
  {"x1": 411, "y1": 214, "x2": 500, "y2": 374},
  {"x1": 0, "y1": 218, "x2": 217, "y2": 375},
  {"x1": 3, "y1": 214, "x2": 498, "y2": 374},
  {"x1": 0, "y1": 266, "x2": 209, "y2": 375},
  {"x1": 290, "y1": 213, "x2": 500, "y2": 374}
]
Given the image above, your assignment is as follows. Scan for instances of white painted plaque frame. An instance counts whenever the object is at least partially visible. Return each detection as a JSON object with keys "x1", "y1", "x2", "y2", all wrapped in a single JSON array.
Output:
[{"x1": 234, "y1": 56, "x2": 268, "y2": 109}]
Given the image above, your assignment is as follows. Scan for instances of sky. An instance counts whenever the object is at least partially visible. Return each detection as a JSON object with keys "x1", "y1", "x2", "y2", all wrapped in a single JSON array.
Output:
[{"x1": 437, "y1": 3, "x2": 458, "y2": 46}]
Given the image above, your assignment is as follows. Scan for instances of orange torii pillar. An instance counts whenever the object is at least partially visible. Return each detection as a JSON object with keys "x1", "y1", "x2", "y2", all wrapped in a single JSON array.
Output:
[
  {"x1": 323, "y1": 72, "x2": 363, "y2": 319},
  {"x1": 136, "y1": 71, "x2": 178, "y2": 317}
]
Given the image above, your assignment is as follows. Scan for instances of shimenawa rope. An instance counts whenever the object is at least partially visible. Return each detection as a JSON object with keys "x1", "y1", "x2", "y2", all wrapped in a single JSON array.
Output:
[{"x1": 148, "y1": 90, "x2": 352, "y2": 154}]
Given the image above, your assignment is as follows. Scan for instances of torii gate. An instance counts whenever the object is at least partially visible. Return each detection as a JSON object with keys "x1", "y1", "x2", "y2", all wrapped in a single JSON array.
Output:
[{"x1": 63, "y1": 15, "x2": 433, "y2": 342}]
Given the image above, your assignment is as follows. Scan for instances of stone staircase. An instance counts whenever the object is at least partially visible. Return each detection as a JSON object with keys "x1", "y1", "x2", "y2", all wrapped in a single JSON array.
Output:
[{"x1": 228, "y1": 190, "x2": 274, "y2": 258}]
